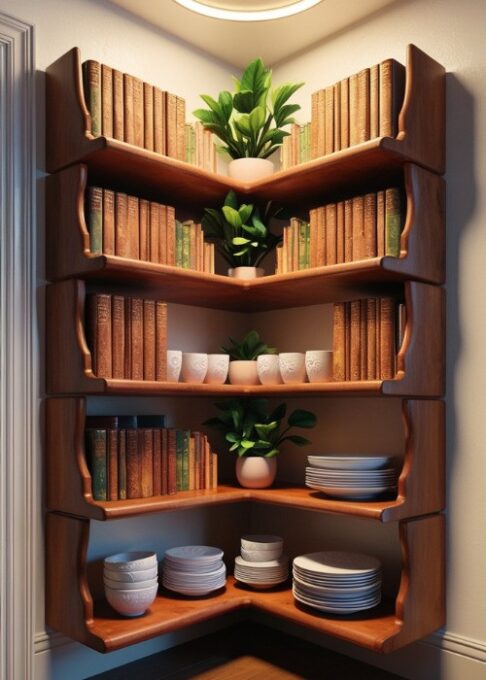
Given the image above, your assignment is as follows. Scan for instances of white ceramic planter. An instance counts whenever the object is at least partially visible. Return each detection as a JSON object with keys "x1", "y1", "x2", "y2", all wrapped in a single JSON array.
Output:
[
  {"x1": 227, "y1": 266, "x2": 265, "y2": 280},
  {"x1": 279, "y1": 352, "x2": 306, "y2": 384},
  {"x1": 181, "y1": 352, "x2": 208, "y2": 383},
  {"x1": 228, "y1": 157, "x2": 274, "y2": 182},
  {"x1": 236, "y1": 456, "x2": 277, "y2": 489},
  {"x1": 228, "y1": 360, "x2": 259, "y2": 385},
  {"x1": 167, "y1": 350, "x2": 182, "y2": 382},
  {"x1": 305, "y1": 350, "x2": 333, "y2": 383},
  {"x1": 205, "y1": 353, "x2": 229, "y2": 384},
  {"x1": 257, "y1": 354, "x2": 282, "y2": 385}
]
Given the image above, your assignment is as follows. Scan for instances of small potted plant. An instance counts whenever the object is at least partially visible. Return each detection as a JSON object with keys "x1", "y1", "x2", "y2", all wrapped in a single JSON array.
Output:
[
  {"x1": 204, "y1": 398, "x2": 316, "y2": 488},
  {"x1": 193, "y1": 57, "x2": 303, "y2": 181},
  {"x1": 202, "y1": 190, "x2": 283, "y2": 278},
  {"x1": 222, "y1": 330, "x2": 276, "y2": 385}
]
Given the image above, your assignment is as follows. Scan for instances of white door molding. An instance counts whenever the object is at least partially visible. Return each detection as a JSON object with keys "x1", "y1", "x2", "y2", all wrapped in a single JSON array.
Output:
[{"x1": 0, "y1": 11, "x2": 36, "y2": 680}]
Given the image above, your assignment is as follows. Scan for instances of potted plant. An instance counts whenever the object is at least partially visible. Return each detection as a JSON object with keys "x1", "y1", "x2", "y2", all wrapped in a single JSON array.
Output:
[
  {"x1": 193, "y1": 57, "x2": 304, "y2": 180},
  {"x1": 222, "y1": 330, "x2": 276, "y2": 385},
  {"x1": 202, "y1": 190, "x2": 284, "y2": 278},
  {"x1": 204, "y1": 398, "x2": 316, "y2": 488}
]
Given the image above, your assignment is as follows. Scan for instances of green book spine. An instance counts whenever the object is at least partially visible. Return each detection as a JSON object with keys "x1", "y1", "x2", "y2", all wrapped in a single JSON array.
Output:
[
  {"x1": 175, "y1": 220, "x2": 183, "y2": 267},
  {"x1": 305, "y1": 123, "x2": 310, "y2": 162},
  {"x1": 305, "y1": 222, "x2": 311, "y2": 268},
  {"x1": 181, "y1": 430, "x2": 190, "y2": 491},
  {"x1": 118, "y1": 430, "x2": 127, "y2": 500},
  {"x1": 299, "y1": 220, "x2": 307, "y2": 270},
  {"x1": 385, "y1": 188, "x2": 402, "y2": 257},
  {"x1": 86, "y1": 429, "x2": 107, "y2": 501},
  {"x1": 83, "y1": 60, "x2": 101, "y2": 137},
  {"x1": 182, "y1": 222, "x2": 191, "y2": 269},
  {"x1": 185, "y1": 124, "x2": 191, "y2": 163},
  {"x1": 176, "y1": 429, "x2": 184, "y2": 491},
  {"x1": 88, "y1": 186, "x2": 103, "y2": 254}
]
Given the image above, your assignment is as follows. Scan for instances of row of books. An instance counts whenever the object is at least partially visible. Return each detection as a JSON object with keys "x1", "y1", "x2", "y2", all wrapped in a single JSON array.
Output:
[
  {"x1": 332, "y1": 297, "x2": 405, "y2": 381},
  {"x1": 87, "y1": 187, "x2": 215, "y2": 272},
  {"x1": 86, "y1": 293, "x2": 167, "y2": 381},
  {"x1": 281, "y1": 122, "x2": 312, "y2": 169},
  {"x1": 274, "y1": 188, "x2": 404, "y2": 274},
  {"x1": 85, "y1": 415, "x2": 217, "y2": 501},
  {"x1": 311, "y1": 58, "x2": 405, "y2": 159},
  {"x1": 185, "y1": 122, "x2": 217, "y2": 172}
]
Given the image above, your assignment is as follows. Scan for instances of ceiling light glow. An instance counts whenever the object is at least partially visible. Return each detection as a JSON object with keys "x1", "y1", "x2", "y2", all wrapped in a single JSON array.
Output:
[{"x1": 174, "y1": 0, "x2": 323, "y2": 22}]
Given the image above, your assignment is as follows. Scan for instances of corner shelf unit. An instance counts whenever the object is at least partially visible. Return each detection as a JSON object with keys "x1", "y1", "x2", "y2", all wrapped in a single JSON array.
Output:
[
  {"x1": 45, "y1": 43, "x2": 446, "y2": 656},
  {"x1": 47, "y1": 398, "x2": 444, "y2": 523}
]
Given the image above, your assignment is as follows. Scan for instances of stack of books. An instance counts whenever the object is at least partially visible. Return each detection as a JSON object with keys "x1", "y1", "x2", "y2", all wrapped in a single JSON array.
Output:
[
  {"x1": 185, "y1": 122, "x2": 217, "y2": 172},
  {"x1": 332, "y1": 297, "x2": 405, "y2": 381},
  {"x1": 85, "y1": 415, "x2": 217, "y2": 501},
  {"x1": 311, "y1": 58, "x2": 405, "y2": 157},
  {"x1": 281, "y1": 122, "x2": 312, "y2": 169},
  {"x1": 82, "y1": 60, "x2": 186, "y2": 160},
  {"x1": 86, "y1": 293, "x2": 167, "y2": 381},
  {"x1": 275, "y1": 218, "x2": 311, "y2": 273},
  {"x1": 87, "y1": 187, "x2": 215, "y2": 272}
]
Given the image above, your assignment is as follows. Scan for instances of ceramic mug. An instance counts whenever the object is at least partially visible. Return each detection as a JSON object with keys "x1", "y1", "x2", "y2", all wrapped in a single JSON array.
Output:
[
  {"x1": 181, "y1": 353, "x2": 208, "y2": 383},
  {"x1": 305, "y1": 350, "x2": 333, "y2": 383},
  {"x1": 278, "y1": 352, "x2": 306, "y2": 384},
  {"x1": 167, "y1": 350, "x2": 183, "y2": 382},
  {"x1": 257, "y1": 354, "x2": 282, "y2": 385},
  {"x1": 205, "y1": 354, "x2": 229, "y2": 384}
]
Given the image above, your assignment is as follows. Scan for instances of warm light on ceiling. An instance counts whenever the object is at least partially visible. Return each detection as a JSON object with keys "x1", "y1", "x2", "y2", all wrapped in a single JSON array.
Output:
[{"x1": 173, "y1": 0, "x2": 323, "y2": 21}]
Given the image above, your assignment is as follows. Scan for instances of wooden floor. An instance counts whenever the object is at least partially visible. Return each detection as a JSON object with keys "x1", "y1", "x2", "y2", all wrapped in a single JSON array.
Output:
[{"x1": 89, "y1": 623, "x2": 405, "y2": 680}]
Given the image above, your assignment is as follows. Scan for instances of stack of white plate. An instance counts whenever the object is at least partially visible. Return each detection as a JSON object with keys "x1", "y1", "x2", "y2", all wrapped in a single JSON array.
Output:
[
  {"x1": 162, "y1": 546, "x2": 226, "y2": 596},
  {"x1": 293, "y1": 551, "x2": 382, "y2": 614},
  {"x1": 234, "y1": 535, "x2": 288, "y2": 589},
  {"x1": 305, "y1": 455, "x2": 397, "y2": 499}
]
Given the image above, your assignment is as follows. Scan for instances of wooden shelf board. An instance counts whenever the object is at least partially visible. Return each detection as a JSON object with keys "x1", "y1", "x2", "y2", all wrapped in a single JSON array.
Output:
[{"x1": 89, "y1": 577, "x2": 400, "y2": 653}]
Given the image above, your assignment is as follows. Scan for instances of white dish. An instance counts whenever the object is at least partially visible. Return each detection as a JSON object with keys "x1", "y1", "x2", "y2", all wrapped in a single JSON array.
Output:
[
  {"x1": 292, "y1": 574, "x2": 380, "y2": 595},
  {"x1": 163, "y1": 580, "x2": 225, "y2": 596},
  {"x1": 164, "y1": 546, "x2": 224, "y2": 563},
  {"x1": 240, "y1": 547, "x2": 283, "y2": 562},
  {"x1": 306, "y1": 483, "x2": 395, "y2": 498},
  {"x1": 104, "y1": 576, "x2": 158, "y2": 590},
  {"x1": 305, "y1": 467, "x2": 397, "y2": 478},
  {"x1": 105, "y1": 582, "x2": 158, "y2": 616},
  {"x1": 294, "y1": 551, "x2": 381, "y2": 575},
  {"x1": 307, "y1": 455, "x2": 392, "y2": 470},
  {"x1": 235, "y1": 555, "x2": 288, "y2": 569},
  {"x1": 240, "y1": 535, "x2": 283, "y2": 551},
  {"x1": 104, "y1": 551, "x2": 157, "y2": 572},
  {"x1": 104, "y1": 566, "x2": 158, "y2": 582}
]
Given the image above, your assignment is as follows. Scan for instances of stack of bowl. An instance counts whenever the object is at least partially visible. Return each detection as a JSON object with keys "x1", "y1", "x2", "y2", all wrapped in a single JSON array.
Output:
[
  {"x1": 103, "y1": 551, "x2": 158, "y2": 617},
  {"x1": 234, "y1": 535, "x2": 288, "y2": 589}
]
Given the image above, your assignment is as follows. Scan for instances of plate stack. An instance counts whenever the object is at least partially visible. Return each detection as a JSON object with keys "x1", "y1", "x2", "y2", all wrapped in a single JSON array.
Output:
[
  {"x1": 162, "y1": 546, "x2": 226, "y2": 596},
  {"x1": 234, "y1": 535, "x2": 288, "y2": 589},
  {"x1": 305, "y1": 455, "x2": 398, "y2": 499},
  {"x1": 293, "y1": 551, "x2": 382, "y2": 614}
]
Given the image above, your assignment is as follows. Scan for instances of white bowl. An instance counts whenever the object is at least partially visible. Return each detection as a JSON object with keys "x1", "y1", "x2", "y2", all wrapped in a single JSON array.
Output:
[
  {"x1": 279, "y1": 353, "x2": 306, "y2": 384},
  {"x1": 104, "y1": 566, "x2": 158, "y2": 582},
  {"x1": 104, "y1": 576, "x2": 158, "y2": 590},
  {"x1": 305, "y1": 350, "x2": 333, "y2": 383},
  {"x1": 105, "y1": 582, "x2": 158, "y2": 617},
  {"x1": 241, "y1": 535, "x2": 283, "y2": 551},
  {"x1": 241, "y1": 547, "x2": 283, "y2": 562},
  {"x1": 104, "y1": 551, "x2": 157, "y2": 572}
]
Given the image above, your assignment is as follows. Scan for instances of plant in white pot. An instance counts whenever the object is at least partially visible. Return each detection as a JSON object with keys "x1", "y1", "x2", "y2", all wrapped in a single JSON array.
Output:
[
  {"x1": 222, "y1": 331, "x2": 276, "y2": 385},
  {"x1": 204, "y1": 398, "x2": 316, "y2": 489},
  {"x1": 193, "y1": 58, "x2": 304, "y2": 180},
  {"x1": 202, "y1": 191, "x2": 284, "y2": 278}
]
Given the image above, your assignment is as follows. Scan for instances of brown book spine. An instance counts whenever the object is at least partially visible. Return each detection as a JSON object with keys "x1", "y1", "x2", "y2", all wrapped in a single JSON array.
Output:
[
  {"x1": 340, "y1": 78, "x2": 349, "y2": 149},
  {"x1": 126, "y1": 429, "x2": 141, "y2": 499},
  {"x1": 88, "y1": 293, "x2": 112, "y2": 378},
  {"x1": 311, "y1": 91, "x2": 319, "y2": 159},
  {"x1": 317, "y1": 207, "x2": 326, "y2": 267},
  {"x1": 158, "y1": 204, "x2": 167, "y2": 265},
  {"x1": 349, "y1": 72, "x2": 359, "y2": 146},
  {"x1": 292, "y1": 218, "x2": 299, "y2": 271},
  {"x1": 344, "y1": 198, "x2": 353, "y2": 262},
  {"x1": 118, "y1": 430, "x2": 127, "y2": 500},
  {"x1": 153, "y1": 88, "x2": 165, "y2": 154},
  {"x1": 115, "y1": 192, "x2": 128, "y2": 257},
  {"x1": 332, "y1": 303, "x2": 346, "y2": 381},
  {"x1": 166, "y1": 206, "x2": 176, "y2": 266},
  {"x1": 101, "y1": 64, "x2": 113, "y2": 138},
  {"x1": 127, "y1": 195, "x2": 140, "y2": 259},
  {"x1": 334, "y1": 81, "x2": 341, "y2": 152},
  {"x1": 336, "y1": 201, "x2": 345, "y2": 264},
  {"x1": 357, "y1": 68, "x2": 370, "y2": 142},
  {"x1": 345, "y1": 302, "x2": 351, "y2": 380},
  {"x1": 152, "y1": 429, "x2": 161, "y2": 496},
  {"x1": 139, "y1": 199, "x2": 149, "y2": 261},
  {"x1": 189, "y1": 223, "x2": 197, "y2": 270},
  {"x1": 204, "y1": 437, "x2": 211, "y2": 490},
  {"x1": 133, "y1": 77, "x2": 144, "y2": 147},
  {"x1": 325, "y1": 203, "x2": 337, "y2": 265},
  {"x1": 317, "y1": 89, "x2": 325, "y2": 157},
  {"x1": 161, "y1": 428, "x2": 168, "y2": 495},
  {"x1": 139, "y1": 429, "x2": 153, "y2": 498},
  {"x1": 143, "y1": 82, "x2": 154, "y2": 151},
  {"x1": 284, "y1": 225, "x2": 291, "y2": 272},
  {"x1": 123, "y1": 74, "x2": 134, "y2": 145},
  {"x1": 325, "y1": 86, "x2": 334, "y2": 155},
  {"x1": 363, "y1": 192, "x2": 377, "y2": 258},
  {"x1": 176, "y1": 96, "x2": 186, "y2": 161},
  {"x1": 129, "y1": 297, "x2": 144, "y2": 381},
  {"x1": 83, "y1": 60, "x2": 101, "y2": 137},
  {"x1": 379, "y1": 59, "x2": 405, "y2": 137},
  {"x1": 166, "y1": 92, "x2": 177, "y2": 158},
  {"x1": 352, "y1": 195, "x2": 365, "y2": 261},
  {"x1": 309, "y1": 209, "x2": 317, "y2": 268},
  {"x1": 211, "y1": 452, "x2": 218, "y2": 489},
  {"x1": 155, "y1": 301, "x2": 167, "y2": 381},
  {"x1": 370, "y1": 64, "x2": 380, "y2": 139},
  {"x1": 113, "y1": 69, "x2": 124, "y2": 141},
  {"x1": 188, "y1": 434, "x2": 195, "y2": 491},
  {"x1": 194, "y1": 432, "x2": 201, "y2": 490},
  {"x1": 112, "y1": 295, "x2": 126, "y2": 379},
  {"x1": 379, "y1": 297, "x2": 396, "y2": 379},
  {"x1": 102, "y1": 189, "x2": 115, "y2": 255},
  {"x1": 143, "y1": 299, "x2": 156, "y2": 381},
  {"x1": 107, "y1": 429, "x2": 118, "y2": 501},
  {"x1": 360, "y1": 299, "x2": 368, "y2": 380},
  {"x1": 349, "y1": 300, "x2": 361, "y2": 381},
  {"x1": 167, "y1": 428, "x2": 177, "y2": 495},
  {"x1": 88, "y1": 186, "x2": 103, "y2": 254},
  {"x1": 149, "y1": 201, "x2": 160, "y2": 264},
  {"x1": 124, "y1": 297, "x2": 131, "y2": 379},
  {"x1": 376, "y1": 190, "x2": 386, "y2": 257},
  {"x1": 366, "y1": 298, "x2": 377, "y2": 380}
]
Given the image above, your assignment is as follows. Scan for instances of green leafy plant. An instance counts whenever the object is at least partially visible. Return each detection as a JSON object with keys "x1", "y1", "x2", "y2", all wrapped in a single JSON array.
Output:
[
  {"x1": 193, "y1": 58, "x2": 304, "y2": 159},
  {"x1": 221, "y1": 330, "x2": 276, "y2": 361},
  {"x1": 202, "y1": 190, "x2": 285, "y2": 267},
  {"x1": 204, "y1": 398, "x2": 316, "y2": 458}
]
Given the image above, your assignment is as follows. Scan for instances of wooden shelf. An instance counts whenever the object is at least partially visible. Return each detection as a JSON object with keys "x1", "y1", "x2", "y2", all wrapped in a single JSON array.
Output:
[
  {"x1": 46, "y1": 162, "x2": 444, "y2": 308},
  {"x1": 47, "y1": 398, "x2": 443, "y2": 522},
  {"x1": 46, "y1": 45, "x2": 444, "y2": 209},
  {"x1": 46, "y1": 278, "x2": 444, "y2": 398},
  {"x1": 46, "y1": 513, "x2": 444, "y2": 653}
]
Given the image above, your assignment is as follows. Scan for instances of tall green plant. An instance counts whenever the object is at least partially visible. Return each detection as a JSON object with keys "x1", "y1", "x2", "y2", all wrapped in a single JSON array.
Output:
[
  {"x1": 221, "y1": 331, "x2": 276, "y2": 361},
  {"x1": 193, "y1": 58, "x2": 304, "y2": 159}
]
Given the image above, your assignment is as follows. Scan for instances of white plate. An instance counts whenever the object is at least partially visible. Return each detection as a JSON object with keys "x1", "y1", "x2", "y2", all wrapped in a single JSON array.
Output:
[
  {"x1": 307, "y1": 456, "x2": 392, "y2": 470},
  {"x1": 164, "y1": 546, "x2": 224, "y2": 563},
  {"x1": 305, "y1": 468, "x2": 397, "y2": 479},
  {"x1": 235, "y1": 555, "x2": 288, "y2": 569},
  {"x1": 293, "y1": 588, "x2": 381, "y2": 607},
  {"x1": 293, "y1": 574, "x2": 380, "y2": 595},
  {"x1": 306, "y1": 483, "x2": 395, "y2": 498},
  {"x1": 294, "y1": 552, "x2": 381, "y2": 575},
  {"x1": 163, "y1": 582, "x2": 225, "y2": 596},
  {"x1": 293, "y1": 589, "x2": 381, "y2": 613},
  {"x1": 293, "y1": 571, "x2": 380, "y2": 587}
]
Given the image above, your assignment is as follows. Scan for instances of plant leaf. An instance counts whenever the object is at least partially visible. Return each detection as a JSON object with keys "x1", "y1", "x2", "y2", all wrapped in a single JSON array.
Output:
[
  {"x1": 222, "y1": 205, "x2": 242, "y2": 229},
  {"x1": 287, "y1": 409, "x2": 317, "y2": 428}
]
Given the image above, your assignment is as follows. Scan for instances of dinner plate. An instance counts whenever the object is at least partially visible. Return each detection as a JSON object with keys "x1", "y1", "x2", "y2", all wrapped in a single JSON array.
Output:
[
  {"x1": 294, "y1": 551, "x2": 381, "y2": 574},
  {"x1": 307, "y1": 455, "x2": 392, "y2": 470}
]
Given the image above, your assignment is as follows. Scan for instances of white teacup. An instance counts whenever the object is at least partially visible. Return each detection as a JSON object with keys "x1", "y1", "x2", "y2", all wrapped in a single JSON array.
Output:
[
  {"x1": 181, "y1": 352, "x2": 208, "y2": 383},
  {"x1": 305, "y1": 350, "x2": 333, "y2": 383},
  {"x1": 205, "y1": 354, "x2": 229, "y2": 384},
  {"x1": 167, "y1": 350, "x2": 182, "y2": 382},
  {"x1": 257, "y1": 354, "x2": 282, "y2": 385},
  {"x1": 279, "y1": 352, "x2": 306, "y2": 384}
]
